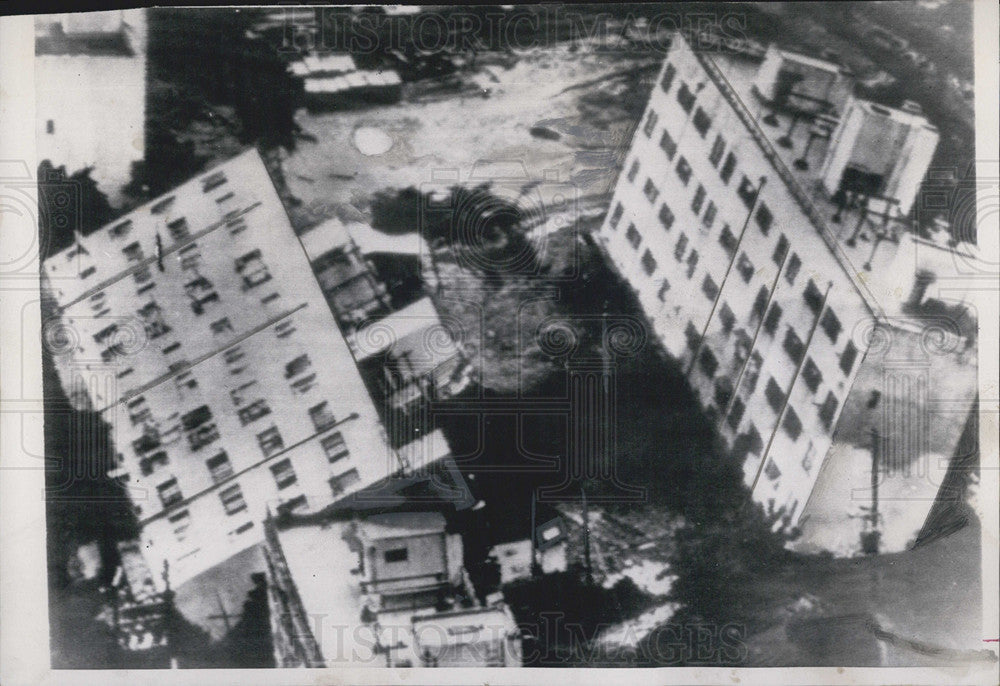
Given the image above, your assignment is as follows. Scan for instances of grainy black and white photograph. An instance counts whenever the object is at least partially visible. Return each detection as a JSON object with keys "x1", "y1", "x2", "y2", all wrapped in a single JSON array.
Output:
[{"x1": 0, "y1": 2, "x2": 998, "y2": 683}]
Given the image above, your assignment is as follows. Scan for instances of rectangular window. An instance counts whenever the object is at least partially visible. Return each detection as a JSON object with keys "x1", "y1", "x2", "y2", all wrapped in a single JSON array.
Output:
[
  {"x1": 227, "y1": 217, "x2": 248, "y2": 236},
  {"x1": 322, "y1": 432, "x2": 349, "y2": 463},
  {"x1": 685, "y1": 321, "x2": 700, "y2": 351},
  {"x1": 275, "y1": 320, "x2": 297, "y2": 340},
  {"x1": 659, "y1": 130, "x2": 677, "y2": 160},
  {"x1": 127, "y1": 396, "x2": 151, "y2": 425},
  {"x1": 763, "y1": 303, "x2": 783, "y2": 335},
  {"x1": 727, "y1": 396, "x2": 745, "y2": 430},
  {"x1": 643, "y1": 178, "x2": 660, "y2": 203},
  {"x1": 184, "y1": 276, "x2": 219, "y2": 315},
  {"x1": 157, "y1": 478, "x2": 183, "y2": 508},
  {"x1": 168, "y1": 509, "x2": 191, "y2": 541},
  {"x1": 736, "y1": 253, "x2": 754, "y2": 283},
  {"x1": 230, "y1": 380, "x2": 258, "y2": 407},
  {"x1": 201, "y1": 171, "x2": 228, "y2": 193},
  {"x1": 641, "y1": 249, "x2": 657, "y2": 276},
  {"x1": 608, "y1": 202, "x2": 624, "y2": 230},
  {"x1": 206, "y1": 452, "x2": 234, "y2": 484},
  {"x1": 139, "y1": 451, "x2": 169, "y2": 477},
  {"x1": 285, "y1": 354, "x2": 312, "y2": 379},
  {"x1": 701, "y1": 275, "x2": 719, "y2": 301},
  {"x1": 261, "y1": 292, "x2": 280, "y2": 305},
  {"x1": 138, "y1": 301, "x2": 170, "y2": 340},
  {"x1": 162, "y1": 342, "x2": 181, "y2": 355},
  {"x1": 122, "y1": 242, "x2": 144, "y2": 263},
  {"x1": 309, "y1": 402, "x2": 337, "y2": 432},
  {"x1": 677, "y1": 82, "x2": 695, "y2": 112},
  {"x1": 752, "y1": 286, "x2": 769, "y2": 320},
  {"x1": 150, "y1": 196, "x2": 175, "y2": 215},
  {"x1": 257, "y1": 426, "x2": 284, "y2": 458},
  {"x1": 773, "y1": 235, "x2": 789, "y2": 265},
  {"x1": 658, "y1": 204, "x2": 675, "y2": 231},
  {"x1": 290, "y1": 373, "x2": 317, "y2": 395},
  {"x1": 675, "y1": 157, "x2": 692, "y2": 185},
  {"x1": 764, "y1": 459, "x2": 781, "y2": 482},
  {"x1": 803, "y1": 280, "x2": 824, "y2": 314},
  {"x1": 270, "y1": 459, "x2": 297, "y2": 490},
  {"x1": 187, "y1": 423, "x2": 220, "y2": 452},
  {"x1": 626, "y1": 160, "x2": 640, "y2": 183},
  {"x1": 182, "y1": 405, "x2": 212, "y2": 431},
  {"x1": 802, "y1": 358, "x2": 823, "y2": 393},
  {"x1": 720, "y1": 152, "x2": 736, "y2": 184},
  {"x1": 660, "y1": 63, "x2": 676, "y2": 92},
  {"x1": 674, "y1": 233, "x2": 688, "y2": 262},
  {"x1": 821, "y1": 309, "x2": 842, "y2": 343},
  {"x1": 819, "y1": 392, "x2": 839, "y2": 430},
  {"x1": 235, "y1": 249, "x2": 272, "y2": 289},
  {"x1": 783, "y1": 328, "x2": 805, "y2": 364},
  {"x1": 180, "y1": 250, "x2": 202, "y2": 273},
  {"x1": 692, "y1": 107, "x2": 711, "y2": 137},
  {"x1": 737, "y1": 176, "x2": 757, "y2": 207},
  {"x1": 46, "y1": 119, "x2": 55, "y2": 134},
  {"x1": 691, "y1": 184, "x2": 706, "y2": 214},
  {"x1": 110, "y1": 220, "x2": 132, "y2": 239},
  {"x1": 384, "y1": 548, "x2": 408, "y2": 563},
  {"x1": 718, "y1": 225, "x2": 737, "y2": 257},
  {"x1": 329, "y1": 468, "x2": 361, "y2": 496},
  {"x1": 786, "y1": 253, "x2": 802, "y2": 284},
  {"x1": 657, "y1": 279, "x2": 671, "y2": 302},
  {"x1": 840, "y1": 341, "x2": 858, "y2": 376},
  {"x1": 210, "y1": 317, "x2": 233, "y2": 336},
  {"x1": 755, "y1": 203, "x2": 773, "y2": 235},
  {"x1": 625, "y1": 223, "x2": 642, "y2": 250},
  {"x1": 642, "y1": 109, "x2": 659, "y2": 137},
  {"x1": 702, "y1": 201, "x2": 717, "y2": 229},
  {"x1": 133, "y1": 264, "x2": 153, "y2": 286},
  {"x1": 719, "y1": 303, "x2": 736, "y2": 334},
  {"x1": 224, "y1": 346, "x2": 247, "y2": 375},
  {"x1": 783, "y1": 407, "x2": 803, "y2": 441},
  {"x1": 219, "y1": 484, "x2": 247, "y2": 515},
  {"x1": 167, "y1": 217, "x2": 190, "y2": 241},
  {"x1": 699, "y1": 348, "x2": 718, "y2": 377},
  {"x1": 708, "y1": 134, "x2": 725, "y2": 167},
  {"x1": 238, "y1": 399, "x2": 272, "y2": 426},
  {"x1": 765, "y1": 377, "x2": 785, "y2": 412},
  {"x1": 686, "y1": 250, "x2": 699, "y2": 279},
  {"x1": 174, "y1": 369, "x2": 198, "y2": 393}
]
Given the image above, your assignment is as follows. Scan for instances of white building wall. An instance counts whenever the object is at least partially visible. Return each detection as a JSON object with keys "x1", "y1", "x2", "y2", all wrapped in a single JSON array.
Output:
[
  {"x1": 598, "y1": 35, "x2": 876, "y2": 523},
  {"x1": 43, "y1": 149, "x2": 410, "y2": 586},
  {"x1": 35, "y1": 9, "x2": 147, "y2": 204}
]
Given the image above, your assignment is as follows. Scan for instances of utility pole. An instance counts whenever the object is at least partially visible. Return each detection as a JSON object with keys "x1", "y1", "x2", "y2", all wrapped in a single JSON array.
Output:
[
  {"x1": 581, "y1": 485, "x2": 593, "y2": 586},
  {"x1": 530, "y1": 491, "x2": 540, "y2": 578},
  {"x1": 860, "y1": 427, "x2": 882, "y2": 555}
]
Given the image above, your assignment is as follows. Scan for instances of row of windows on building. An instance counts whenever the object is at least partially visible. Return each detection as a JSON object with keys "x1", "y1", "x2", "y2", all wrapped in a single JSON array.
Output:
[
  {"x1": 160, "y1": 457, "x2": 362, "y2": 544},
  {"x1": 80, "y1": 172, "x2": 244, "y2": 283},
  {"x1": 612, "y1": 71, "x2": 862, "y2": 381}
]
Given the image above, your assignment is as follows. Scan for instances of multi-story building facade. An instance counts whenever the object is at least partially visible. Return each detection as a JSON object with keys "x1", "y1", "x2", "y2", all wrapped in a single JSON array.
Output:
[
  {"x1": 598, "y1": 34, "x2": 882, "y2": 523},
  {"x1": 35, "y1": 10, "x2": 147, "y2": 203},
  {"x1": 42, "y1": 149, "x2": 447, "y2": 586}
]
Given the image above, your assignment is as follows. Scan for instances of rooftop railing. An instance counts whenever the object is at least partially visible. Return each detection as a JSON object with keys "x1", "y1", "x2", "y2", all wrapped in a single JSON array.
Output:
[{"x1": 688, "y1": 42, "x2": 883, "y2": 318}]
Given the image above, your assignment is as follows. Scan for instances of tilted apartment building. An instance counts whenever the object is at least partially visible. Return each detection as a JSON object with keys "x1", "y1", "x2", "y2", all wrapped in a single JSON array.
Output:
[
  {"x1": 598, "y1": 34, "x2": 883, "y2": 523},
  {"x1": 42, "y1": 149, "x2": 447, "y2": 586}
]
